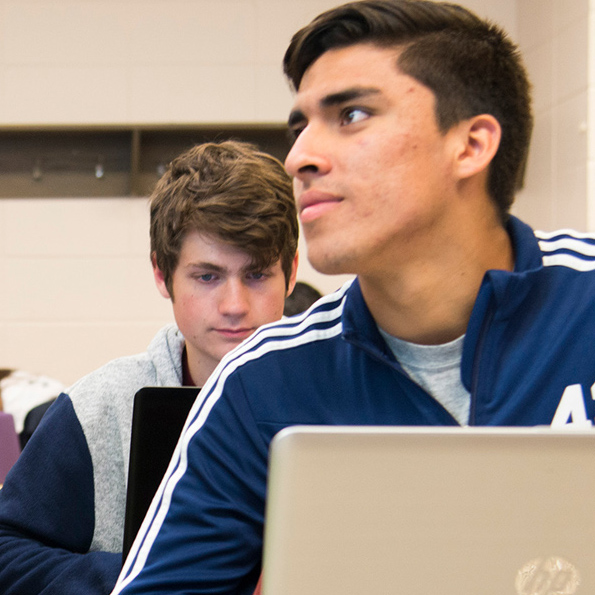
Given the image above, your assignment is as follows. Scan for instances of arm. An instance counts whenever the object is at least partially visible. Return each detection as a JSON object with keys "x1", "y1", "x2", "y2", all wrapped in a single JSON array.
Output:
[
  {"x1": 114, "y1": 373, "x2": 267, "y2": 594},
  {"x1": 0, "y1": 394, "x2": 121, "y2": 594}
]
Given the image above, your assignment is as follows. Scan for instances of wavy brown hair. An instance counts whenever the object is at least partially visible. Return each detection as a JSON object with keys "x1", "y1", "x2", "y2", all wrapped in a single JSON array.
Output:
[{"x1": 150, "y1": 140, "x2": 298, "y2": 296}]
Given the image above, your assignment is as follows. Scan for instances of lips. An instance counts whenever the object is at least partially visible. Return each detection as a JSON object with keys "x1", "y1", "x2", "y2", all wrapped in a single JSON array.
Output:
[
  {"x1": 298, "y1": 190, "x2": 342, "y2": 224},
  {"x1": 215, "y1": 328, "x2": 254, "y2": 341}
]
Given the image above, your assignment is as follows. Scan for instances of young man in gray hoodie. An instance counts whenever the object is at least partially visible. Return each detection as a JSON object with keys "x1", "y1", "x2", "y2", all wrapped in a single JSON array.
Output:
[{"x1": 0, "y1": 140, "x2": 299, "y2": 595}]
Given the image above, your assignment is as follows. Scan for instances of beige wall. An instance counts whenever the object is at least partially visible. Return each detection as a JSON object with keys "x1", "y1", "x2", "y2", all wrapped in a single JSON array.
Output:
[
  {"x1": 0, "y1": 0, "x2": 336, "y2": 125},
  {"x1": 0, "y1": 197, "x2": 171, "y2": 385},
  {"x1": 513, "y1": 0, "x2": 591, "y2": 231},
  {"x1": 2, "y1": 0, "x2": 590, "y2": 387}
]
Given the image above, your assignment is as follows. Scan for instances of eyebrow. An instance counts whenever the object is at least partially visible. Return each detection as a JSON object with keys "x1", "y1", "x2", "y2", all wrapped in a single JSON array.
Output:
[
  {"x1": 185, "y1": 262, "x2": 227, "y2": 274},
  {"x1": 321, "y1": 86, "x2": 381, "y2": 107},
  {"x1": 185, "y1": 261, "x2": 268, "y2": 275},
  {"x1": 288, "y1": 86, "x2": 381, "y2": 128}
]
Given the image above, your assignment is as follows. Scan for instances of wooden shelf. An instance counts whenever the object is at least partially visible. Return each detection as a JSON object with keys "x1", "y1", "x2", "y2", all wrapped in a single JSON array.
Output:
[{"x1": 0, "y1": 124, "x2": 291, "y2": 198}]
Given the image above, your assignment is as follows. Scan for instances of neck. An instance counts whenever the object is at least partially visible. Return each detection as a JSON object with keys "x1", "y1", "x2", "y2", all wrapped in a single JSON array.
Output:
[
  {"x1": 361, "y1": 214, "x2": 513, "y2": 345},
  {"x1": 182, "y1": 347, "x2": 196, "y2": 386},
  {"x1": 182, "y1": 343, "x2": 222, "y2": 387}
]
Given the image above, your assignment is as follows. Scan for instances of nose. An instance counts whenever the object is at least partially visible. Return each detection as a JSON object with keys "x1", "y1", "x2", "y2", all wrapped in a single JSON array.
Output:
[
  {"x1": 284, "y1": 125, "x2": 331, "y2": 180},
  {"x1": 219, "y1": 279, "x2": 250, "y2": 318}
]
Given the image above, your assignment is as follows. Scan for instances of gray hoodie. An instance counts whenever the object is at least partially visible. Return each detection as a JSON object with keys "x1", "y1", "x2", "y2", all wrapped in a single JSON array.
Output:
[{"x1": 69, "y1": 324, "x2": 184, "y2": 552}]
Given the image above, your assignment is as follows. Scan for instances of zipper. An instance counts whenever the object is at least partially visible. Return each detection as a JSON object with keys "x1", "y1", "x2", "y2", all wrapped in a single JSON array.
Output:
[{"x1": 468, "y1": 307, "x2": 495, "y2": 426}]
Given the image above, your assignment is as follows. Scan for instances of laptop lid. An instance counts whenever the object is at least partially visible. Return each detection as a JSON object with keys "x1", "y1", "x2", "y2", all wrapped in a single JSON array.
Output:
[
  {"x1": 122, "y1": 386, "x2": 199, "y2": 560},
  {"x1": 262, "y1": 425, "x2": 595, "y2": 595}
]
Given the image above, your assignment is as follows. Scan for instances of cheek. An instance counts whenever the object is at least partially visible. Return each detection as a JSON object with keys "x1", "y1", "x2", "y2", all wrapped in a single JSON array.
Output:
[
  {"x1": 176, "y1": 294, "x2": 196, "y2": 314},
  {"x1": 292, "y1": 178, "x2": 306, "y2": 203},
  {"x1": 255, "y1": 287, "x2": 288, "y2": 321},
  {"x1": 173, "y1": 295, "x2": 205, "y2": 326},
  {"x1": 352, "y1": 134, "x2": 410, "y2": 182}
]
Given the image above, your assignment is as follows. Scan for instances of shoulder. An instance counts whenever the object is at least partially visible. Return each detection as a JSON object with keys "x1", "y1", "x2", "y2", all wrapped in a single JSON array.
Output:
[
  {"x1": 67, "y1": 351, "x2": 154, "y2": 402},
  {"x1": 67, "y1": 325, "x2": 183, "y2": 402},
  {"x1": 65, "y1": 325, "x2": 183, "y2": 429}
]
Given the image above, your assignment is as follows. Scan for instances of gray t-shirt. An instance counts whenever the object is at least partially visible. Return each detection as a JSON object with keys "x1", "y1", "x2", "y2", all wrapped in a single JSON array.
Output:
[{"x1": 379, "y1": 329, "x2": 470, "y2": 425}]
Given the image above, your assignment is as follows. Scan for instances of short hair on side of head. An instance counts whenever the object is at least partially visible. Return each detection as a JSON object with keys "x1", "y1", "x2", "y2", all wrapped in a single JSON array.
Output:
[
  {"x1": 150, "y1": 140, "x2": 298, "y2": 296},
  {"x1": 283, "y1": 0, "x2": 533, "y2": 221}
]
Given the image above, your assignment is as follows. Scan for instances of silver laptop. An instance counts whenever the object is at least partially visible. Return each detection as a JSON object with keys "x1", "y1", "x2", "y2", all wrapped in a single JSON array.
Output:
[{"x1": 262, "y1": 425, "x2": 595, "y2": 595}]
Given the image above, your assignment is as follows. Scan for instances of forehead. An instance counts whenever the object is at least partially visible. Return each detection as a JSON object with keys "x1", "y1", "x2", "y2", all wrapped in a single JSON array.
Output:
[
  {"x1": 288, "y1": 43, "x2": 438, "y2": 130},
  {"x1": 290, "y1": 43, "x2": 434, "y2": 114},
  {"x1": 179, "y1": 230, "x2": 251, "y2": 265},
  {"x1": 177, "y1": 229, "x2": 282, "y2": 273},
  {"x1": 296, "y1": 43, "x2": 404, "y2": 96}
]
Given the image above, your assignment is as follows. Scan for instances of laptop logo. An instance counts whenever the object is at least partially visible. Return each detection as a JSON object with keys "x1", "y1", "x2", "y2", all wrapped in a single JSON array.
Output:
[{"x1": 515, "y1": 557, "x2": 580, "y2": 595}]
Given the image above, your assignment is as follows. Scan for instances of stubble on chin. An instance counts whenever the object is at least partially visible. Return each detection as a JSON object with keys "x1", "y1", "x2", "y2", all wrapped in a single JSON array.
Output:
[{"x1": 306, "y1": 241, "x2": 352, "y2": 276}]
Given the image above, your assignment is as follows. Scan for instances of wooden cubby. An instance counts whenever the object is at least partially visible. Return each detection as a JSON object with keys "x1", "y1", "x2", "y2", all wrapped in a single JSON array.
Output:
[{"x1": 0, "y1": 124, "x2": 291, "y2": 198}]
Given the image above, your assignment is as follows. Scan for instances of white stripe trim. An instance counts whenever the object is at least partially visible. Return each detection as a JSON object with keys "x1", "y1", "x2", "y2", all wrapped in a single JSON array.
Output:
[
  {"x1": 536, "y1": 228, "x2": 595, "y2": 241},
  {"x1": 542, "y1": 253, "x2": 595, "y2": 271},
  {"x1": 114, "y1": 302, "x2": 347, "y2": 592},
  {"x1": 538, "y1": 237, "x2": 595, "y2": 257}
]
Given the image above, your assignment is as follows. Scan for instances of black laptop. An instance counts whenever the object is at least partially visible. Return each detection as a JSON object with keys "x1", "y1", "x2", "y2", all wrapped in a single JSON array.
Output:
[{"x1": 122, "y1": 386, "x2": 200, "y2": 561}]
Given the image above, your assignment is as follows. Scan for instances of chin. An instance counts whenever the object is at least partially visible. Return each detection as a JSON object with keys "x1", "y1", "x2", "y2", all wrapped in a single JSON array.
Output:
[{"x1": 307, "y1": 248, "x2": 352, "y2": 276}]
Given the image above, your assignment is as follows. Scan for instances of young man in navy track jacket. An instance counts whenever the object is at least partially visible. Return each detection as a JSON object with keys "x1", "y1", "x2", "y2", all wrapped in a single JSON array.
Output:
[
  {"x1": 114, "y1": 1, "x2": 595, "y2": 593},
  {"x1": 0, "y1": 141, "x2": 299, "y2": 595}
]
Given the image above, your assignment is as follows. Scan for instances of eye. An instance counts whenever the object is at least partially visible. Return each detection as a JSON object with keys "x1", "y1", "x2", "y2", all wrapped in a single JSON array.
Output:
[
  {"x1": 193, "y1": 273, "x2": 217, "y2": 283},
  {"x1": 340, "y1": 107, "x2": 370, "y2": 126},
  {"x1": 287, "y1": 110, "x2": 308, "y2": 144},
  {"x1": 288, "y1": 124, "x2": 306, "y2": 144},
  {"x1": 247, "y1": 271, "x2": 267, "y2": 281}
]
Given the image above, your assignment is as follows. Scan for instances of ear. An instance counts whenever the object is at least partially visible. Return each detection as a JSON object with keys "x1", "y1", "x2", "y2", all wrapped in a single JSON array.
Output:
[
  {"x1": 151, "y1": 253, "x2": 172, "y2": 300},
  {"x1": 285, "y1": 251, "x2": 300, "y2": 298},
  {"x1": 453, "y1": 114, "x2": 501, "y2": 181}
]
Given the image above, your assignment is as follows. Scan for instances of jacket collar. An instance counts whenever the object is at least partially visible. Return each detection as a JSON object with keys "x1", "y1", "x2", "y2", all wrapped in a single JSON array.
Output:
[{"x1": 506, "y1": 215, "x2": 544, "y2": 273}]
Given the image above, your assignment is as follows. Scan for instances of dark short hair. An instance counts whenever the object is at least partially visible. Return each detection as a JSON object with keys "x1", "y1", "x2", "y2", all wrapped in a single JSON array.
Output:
[
  {"x1": 283, "y1": 0, "x2": 533, "y2": 220},
  {"x1": 150, "y1": 140, "x2": 298, "y2": 296}
]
